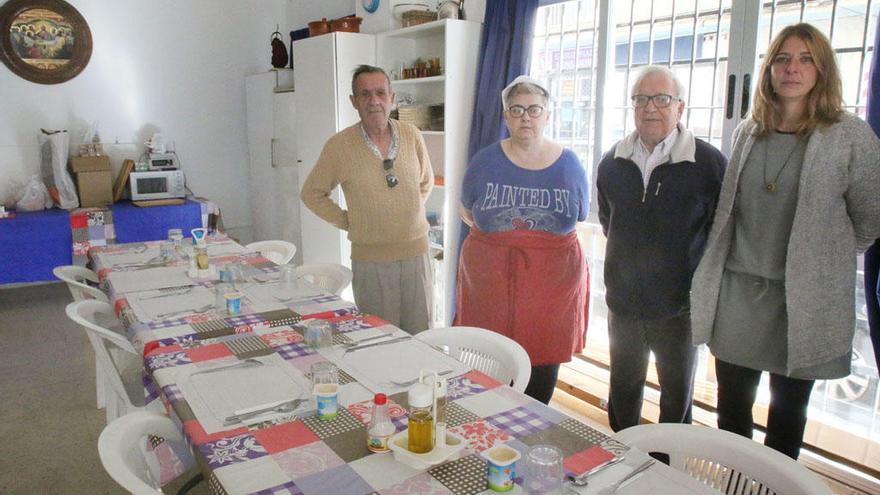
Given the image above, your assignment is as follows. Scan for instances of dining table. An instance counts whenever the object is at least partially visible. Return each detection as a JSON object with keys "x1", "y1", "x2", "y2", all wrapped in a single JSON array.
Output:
[{"x1": 88, "y1": 236, "x2": 720, "y2": 495}]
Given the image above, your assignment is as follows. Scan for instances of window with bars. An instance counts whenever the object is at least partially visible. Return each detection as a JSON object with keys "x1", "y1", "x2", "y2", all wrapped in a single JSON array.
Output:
[{"x1": 532, "y1": 0, "x2": 880, "y2": 479}]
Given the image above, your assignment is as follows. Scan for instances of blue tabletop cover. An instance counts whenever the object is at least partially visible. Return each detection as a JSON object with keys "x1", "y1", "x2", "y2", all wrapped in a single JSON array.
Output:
[
  {"x1": 111, "y1": 200, "x2": 203, "y2": 243},
  {"x1": 0, "y1": 208, "x2": 72, "y2": 284},
  {"x1": 1, "y1": 199, "x2": 206, "y2": 283}
]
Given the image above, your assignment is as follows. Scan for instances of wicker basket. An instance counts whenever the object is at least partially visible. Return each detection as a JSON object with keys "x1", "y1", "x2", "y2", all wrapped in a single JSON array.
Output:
[{"x1": 402, "y1": 9, "x2": 437, "y2": 27}]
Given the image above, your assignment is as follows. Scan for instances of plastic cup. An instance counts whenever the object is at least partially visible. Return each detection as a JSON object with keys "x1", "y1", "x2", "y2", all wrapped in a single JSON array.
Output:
[
  {"x1": 480, "y1": 444, "x2": 521, "y2": 492},
  {"x1": 303, "y1": 319, "x2": 332, "y2": 349},
  {"x1": 522, "y1": 444, "x2": 564, "y2": 494},
  {"x1": 279, "y1": 264, "x2": 298, "y2": 290},
  {"x1": 311, "y1": 362, "x2": 339, "y2": 420}
]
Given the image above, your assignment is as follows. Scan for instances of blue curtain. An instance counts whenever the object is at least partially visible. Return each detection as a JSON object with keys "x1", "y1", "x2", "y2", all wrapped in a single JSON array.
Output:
[
  {"x1": 467, "y1": 0, "x2": 540, "y2": 159},
  {"x1": 449, "y1": 0, "x2": 539, "y2": 323},
  {"x1": 864, "y1": 22, "x2": 880, "y2": 368}
]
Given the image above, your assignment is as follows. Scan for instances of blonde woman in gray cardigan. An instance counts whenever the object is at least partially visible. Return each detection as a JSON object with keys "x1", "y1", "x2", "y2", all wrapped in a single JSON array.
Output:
[{"x1": 691, "y1": 23, "x2": 880, "y2": 460}]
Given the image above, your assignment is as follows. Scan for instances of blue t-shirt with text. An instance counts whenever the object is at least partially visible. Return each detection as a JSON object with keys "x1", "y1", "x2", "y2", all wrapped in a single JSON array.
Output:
[{"x1": 461, "y1": 143, "x2": 589, "y2": 234}]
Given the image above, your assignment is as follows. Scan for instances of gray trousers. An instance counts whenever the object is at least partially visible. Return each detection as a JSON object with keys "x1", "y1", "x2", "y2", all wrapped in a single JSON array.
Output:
[
  {"x1": 607, "y1": 311, "x2": 696, "y2": 432},
  {"x1": 351, "y1": 253, "x2": 433, "y2": 335}
]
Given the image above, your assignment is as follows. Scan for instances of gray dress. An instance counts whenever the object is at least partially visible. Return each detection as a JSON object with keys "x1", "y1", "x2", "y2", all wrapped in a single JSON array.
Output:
[{"x1": 710, "y1": 132, "x2": 850, "y2": 380}]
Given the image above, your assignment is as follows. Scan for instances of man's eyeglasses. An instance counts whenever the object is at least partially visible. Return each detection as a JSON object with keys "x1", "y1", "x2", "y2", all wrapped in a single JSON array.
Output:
[
  {"x1": 631, "y1": 94, "x2": 680, "y2": 108},
  {"x1": 384, "y1": 158, "x2": 398, "y2": 188},
  {"x1": 506, "y1": 104, "x2": 544, "y2": 118}
]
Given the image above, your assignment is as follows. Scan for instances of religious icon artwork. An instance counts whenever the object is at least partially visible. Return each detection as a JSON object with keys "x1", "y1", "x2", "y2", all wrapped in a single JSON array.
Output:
[{"x1": 0, "y1": 0, "x2": 92, "y2": 84}]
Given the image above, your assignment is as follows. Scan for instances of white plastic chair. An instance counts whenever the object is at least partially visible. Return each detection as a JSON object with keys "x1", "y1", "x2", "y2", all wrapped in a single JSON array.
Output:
[
  {"x1": 245, "y1": 240, "x2": 297, "y2": 265},
  {"x1": 98, "y1": 411, "x2": 184, "y2": 494},
  {"x1": 612, "y1": 424, "x2": 831, "y2": 495},
  {"x1": 55, "y1": 265, "x2": 112, "y2": 410},
  {"x1": 296, "y1": 262, "x2": 353, "y2": 295},
  {"x1": 53, "y1": 265, "x2": 109, "y2": 303},
  {"x1": 66, "y1": 300, "x2": 144, "y2": 423},
  {"x1": 416, "y1": 326, "x2": 532, "y2": 393}
]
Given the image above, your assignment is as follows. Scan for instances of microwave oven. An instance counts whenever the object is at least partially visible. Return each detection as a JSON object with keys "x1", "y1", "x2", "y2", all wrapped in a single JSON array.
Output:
[{"x1": 129, "y1": 170, "x2": 186, "y2": 201}]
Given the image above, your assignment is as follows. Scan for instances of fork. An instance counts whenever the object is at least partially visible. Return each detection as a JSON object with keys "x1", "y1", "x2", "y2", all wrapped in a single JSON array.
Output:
[
  {"x1": 156, "y1": 304, "x2": 213, "y2": 319},
  {"x1": 595, "y1": 459, "x2": 655, "y2": 494}
]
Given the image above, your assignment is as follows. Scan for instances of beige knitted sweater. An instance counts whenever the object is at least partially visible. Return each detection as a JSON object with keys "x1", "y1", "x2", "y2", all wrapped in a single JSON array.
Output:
[{"x1": 301, "y1": 120, "x2": 433, "y2": 262}]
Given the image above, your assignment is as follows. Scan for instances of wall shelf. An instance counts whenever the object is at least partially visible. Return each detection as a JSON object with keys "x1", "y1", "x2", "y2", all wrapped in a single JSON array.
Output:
[{"x1": 392, "y1": 75, "x2": 445, "y2": 86}]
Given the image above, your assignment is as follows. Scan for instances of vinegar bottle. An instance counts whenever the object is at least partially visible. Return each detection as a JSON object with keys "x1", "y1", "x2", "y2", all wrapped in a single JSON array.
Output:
[
  {"x1": 367, "y1": 393, "x2": 394, "y2": 453},
  {"x1": 407, "y1": 383, "x2": 434, "y2": 453}
]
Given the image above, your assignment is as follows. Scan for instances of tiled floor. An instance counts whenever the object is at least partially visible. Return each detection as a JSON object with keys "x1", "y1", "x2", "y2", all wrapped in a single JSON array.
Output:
[{"x1": 0, "y1": 283, "x2": 121, "y2": 494}]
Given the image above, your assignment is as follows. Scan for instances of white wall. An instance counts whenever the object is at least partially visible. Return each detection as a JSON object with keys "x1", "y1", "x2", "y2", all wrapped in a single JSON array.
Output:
[
  {"x1": 287, "y1": 0, "x2": 355, "y2": 31},
  {"x1": 0, "y1": 0, "x2": 289, "y2": 241}
]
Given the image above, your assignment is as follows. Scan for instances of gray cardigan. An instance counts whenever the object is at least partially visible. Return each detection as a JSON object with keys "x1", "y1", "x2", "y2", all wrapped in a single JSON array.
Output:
[{"x1": 691, "y1": 113, "x2": 880, "y2": 371}]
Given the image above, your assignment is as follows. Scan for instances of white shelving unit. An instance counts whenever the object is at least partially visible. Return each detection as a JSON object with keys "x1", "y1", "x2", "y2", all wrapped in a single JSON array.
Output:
[{"x1": 377, "y1": 19, "x2": 483, "y2": 326}]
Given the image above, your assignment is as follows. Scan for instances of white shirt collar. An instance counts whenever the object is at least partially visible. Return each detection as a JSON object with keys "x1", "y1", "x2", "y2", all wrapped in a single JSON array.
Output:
[{"x1": 614, "y1": 123, "x2": 696, "y2": 163}]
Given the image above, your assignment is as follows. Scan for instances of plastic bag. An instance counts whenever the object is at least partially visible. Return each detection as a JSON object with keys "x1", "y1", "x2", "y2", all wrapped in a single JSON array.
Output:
[
  {"x1": 38, "y1": 128, "x2": 79, "y2": 209},
  {"x1": 16, "y1": 175, "x2": 53, "y2": 211}
]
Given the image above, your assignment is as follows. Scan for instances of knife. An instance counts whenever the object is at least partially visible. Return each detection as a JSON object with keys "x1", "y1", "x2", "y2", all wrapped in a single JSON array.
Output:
[{"x1": 343, "y1": 335, "x2": 411, "y2": 354}]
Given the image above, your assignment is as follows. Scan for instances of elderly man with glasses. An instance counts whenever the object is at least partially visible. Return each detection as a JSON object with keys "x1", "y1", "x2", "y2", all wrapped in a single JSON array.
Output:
[
  {"x1": 596, "y1": 65, "x2": 726, "y2": 431},
  {"x1": 301, "y1": 64, "x2": 434, "y2": 334}
]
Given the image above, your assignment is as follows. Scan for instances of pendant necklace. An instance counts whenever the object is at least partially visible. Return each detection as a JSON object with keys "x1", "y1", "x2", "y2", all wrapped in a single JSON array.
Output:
[{"x1": 762, "y1": 134, "x2": 801, "y2": 193}]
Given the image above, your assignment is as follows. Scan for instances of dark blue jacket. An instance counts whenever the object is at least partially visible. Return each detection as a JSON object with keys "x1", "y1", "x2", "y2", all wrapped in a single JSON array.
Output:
[{"x1": 597, "y1": 138, "x2": 726, "y2": 319}]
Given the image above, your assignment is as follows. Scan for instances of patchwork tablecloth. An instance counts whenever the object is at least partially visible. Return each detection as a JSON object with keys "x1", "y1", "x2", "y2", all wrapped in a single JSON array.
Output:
[{"x1": 90, "y1": 240, "x2": 717, "y2": 495}]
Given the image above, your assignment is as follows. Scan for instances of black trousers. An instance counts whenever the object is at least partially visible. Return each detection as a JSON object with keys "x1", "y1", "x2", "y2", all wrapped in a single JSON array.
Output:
[
  {"x1": 715, "y1": 358, "x2": 815, "y2": 459},
  {"x1": 607, "y1": 312, "x2": 697, "y2": 432},
  {"x1": 524, "y1": 363, "x2": 560, "y2": 404}
]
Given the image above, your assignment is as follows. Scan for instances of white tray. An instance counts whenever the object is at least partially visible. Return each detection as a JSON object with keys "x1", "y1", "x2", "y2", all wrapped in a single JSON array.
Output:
[{"x1": 389, "y1": 429, "x2": 466, "y2": 470}]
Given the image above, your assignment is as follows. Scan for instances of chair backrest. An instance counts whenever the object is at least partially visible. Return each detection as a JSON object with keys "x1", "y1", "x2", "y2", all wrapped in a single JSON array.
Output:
[
  {"x1": 66, "y1": 300, "x2": 140, "y2": 411},
  {"x1": 612, "y1": 424, "x2": 831, "y2": 495},
  {"x1": 53, "y1": 265, "x2": 109, "y2": 303},
  {"x1": 245, "y1": 240, "x2": 297, "y2": 265},
  {"x1": 98, "y1": 411, "x2": 183, "y2": 494},
  {"x1": 416, "y1": 326, "x2": 532, "y2": 392},
  {"x1": 295, "y1": 262, "x2": 353, "y2": 295}
]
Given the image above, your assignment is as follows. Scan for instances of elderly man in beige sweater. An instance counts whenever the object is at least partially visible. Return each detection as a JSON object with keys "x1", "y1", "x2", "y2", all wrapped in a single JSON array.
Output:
[{"x1": 301, "y1": 65, "x2": 434, "y2": 334}]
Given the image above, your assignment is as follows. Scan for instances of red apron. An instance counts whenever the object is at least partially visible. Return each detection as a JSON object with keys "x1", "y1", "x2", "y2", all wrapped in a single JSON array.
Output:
[{"x1": 455, "y1": 228, "x2": 590, "y2": 366}]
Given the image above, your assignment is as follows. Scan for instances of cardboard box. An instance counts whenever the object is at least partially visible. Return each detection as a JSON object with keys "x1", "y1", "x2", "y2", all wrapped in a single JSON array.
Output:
[{"x1": 70, "y1": 156, "x2": 113, "y2": 207}]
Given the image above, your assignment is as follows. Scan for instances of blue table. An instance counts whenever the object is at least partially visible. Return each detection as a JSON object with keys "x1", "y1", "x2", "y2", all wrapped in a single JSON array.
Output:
[{"x1": 1, "y1": 199, "x2": 210, "y2": 284}]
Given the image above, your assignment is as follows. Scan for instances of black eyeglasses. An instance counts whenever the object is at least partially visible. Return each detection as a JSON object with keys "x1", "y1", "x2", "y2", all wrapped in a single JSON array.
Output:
[
  {"x1": 383, "y1": 158, "x2": 398, "y2": 188},
  {"x1": 631, "y1": 94, "x2": 680, "y2": 108},
  {"x1": 506, "y1": 104, "x2": 544, "y2": 118}
]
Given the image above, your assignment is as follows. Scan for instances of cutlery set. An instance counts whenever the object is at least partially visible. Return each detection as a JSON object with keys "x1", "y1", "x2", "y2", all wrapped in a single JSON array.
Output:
[
  {"x1": 223, "y1": 397, "x2": 307, "y2": 425},
  {"x1": 155, "y1": 304, "x2": 214, "y2": 319}
]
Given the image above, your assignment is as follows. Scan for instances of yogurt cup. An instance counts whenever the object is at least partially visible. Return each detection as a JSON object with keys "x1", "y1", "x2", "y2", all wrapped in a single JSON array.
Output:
[{"x1": 480, "y1": 444, "x2": 521, "y2": 492}]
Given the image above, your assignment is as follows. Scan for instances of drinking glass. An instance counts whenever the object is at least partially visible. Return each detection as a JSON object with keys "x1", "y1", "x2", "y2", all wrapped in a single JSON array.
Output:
[
  {"x1": 522, "y1": 444, "x2": 564, "y2": 494},
  {"x1": 303, "y1": 319, "x2": 332, "y2": 349},
  {"x1": 279, "y1": 264, "x2": 298, "y2": 290},
  {"x1": 167, "y1": 228, "x2": 184, "y2": 254},
  {"x1": 310, "y1": 361, "x2": 339, "y2": 420}
]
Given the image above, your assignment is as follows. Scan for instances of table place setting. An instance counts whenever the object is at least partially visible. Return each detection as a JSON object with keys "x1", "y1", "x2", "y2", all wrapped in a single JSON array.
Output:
[
  {"x1": 105, "y1": 266, "x2": 195, "y2": 293},
  {"x1": 176, "y1": 354, "x2": 313, "y2": 433},
  {"x1": 126, "y1": 285, "x2": 217, "y2": 322},
  {"x1": 94, "y1": 244, "x2": 160, "y2": 266},
  {"x1": 332, "y1": 334, "x2": 470, "y2": 393},
  {"x1": 239, "y1": 278, "x2": 326, "y2": 305}
]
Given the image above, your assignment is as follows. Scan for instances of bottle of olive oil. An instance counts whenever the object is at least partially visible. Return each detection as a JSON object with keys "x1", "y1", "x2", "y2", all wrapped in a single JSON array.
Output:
[{"x1": 407, "y1": 382, "x2": 434, "y2": 454}]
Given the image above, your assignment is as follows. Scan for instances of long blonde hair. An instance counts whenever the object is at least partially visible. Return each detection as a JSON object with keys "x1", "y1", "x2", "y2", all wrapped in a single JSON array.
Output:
[{"x1": 752, "y1": 23, "x2": 842, "y2": 136}]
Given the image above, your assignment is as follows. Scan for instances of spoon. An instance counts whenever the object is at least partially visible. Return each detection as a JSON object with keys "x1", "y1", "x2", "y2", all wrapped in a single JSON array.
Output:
[{"x1": 595, "y1": 459, "x2": 655, "y2": 494}]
